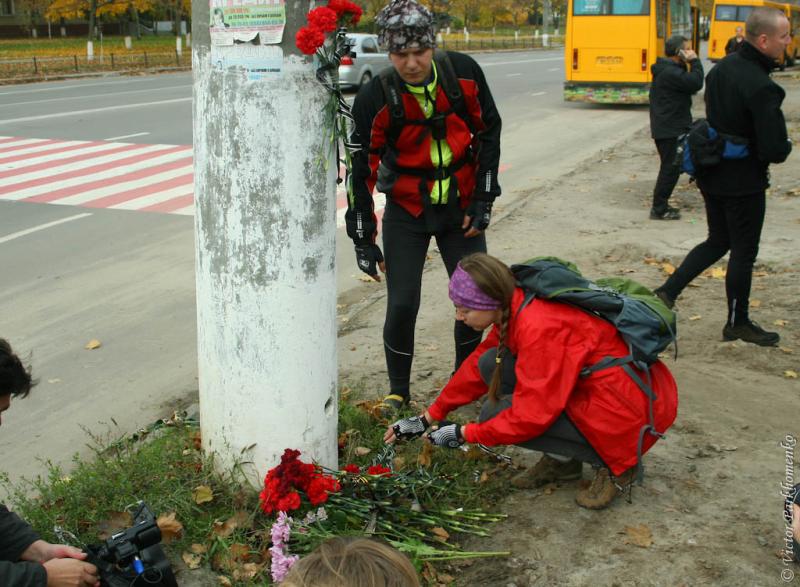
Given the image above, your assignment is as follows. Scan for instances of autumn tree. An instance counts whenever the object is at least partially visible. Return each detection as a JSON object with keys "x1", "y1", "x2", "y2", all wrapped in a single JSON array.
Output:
[
  {"x1": 508, "y1": 0, "x2": 531, "y2": 28},
  {"x1": 15, "y1": 0, "x2": 51, "y2": 34},
  {"x1": 451, "y1": 0, "x2": 480, "y2": 29}
]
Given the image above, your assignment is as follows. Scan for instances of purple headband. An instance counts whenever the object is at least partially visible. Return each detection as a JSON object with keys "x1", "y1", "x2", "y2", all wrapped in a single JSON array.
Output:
[{"x1": 449, "y1": 264, "x2": 501, "y2": 310}]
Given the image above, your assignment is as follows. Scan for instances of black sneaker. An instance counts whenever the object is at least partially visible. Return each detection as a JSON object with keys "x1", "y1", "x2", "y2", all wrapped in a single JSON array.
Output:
[
  {"x1": 722, "y1": 320, "x2": 780, "y2": 347},
  {"x1": 654, "y1": 288, "x2": 676, "y2": 310},
  {"x1": 650, "y1": 206, "x2": 682, "y2": 220}
]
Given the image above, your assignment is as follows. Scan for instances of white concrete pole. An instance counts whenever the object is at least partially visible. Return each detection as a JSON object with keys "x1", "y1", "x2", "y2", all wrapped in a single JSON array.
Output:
[
  {"x1": 176, "y1": 35, "x2": 182, "y2": 55},
  {"x1": 192, "y1": 0, "x2": 338, "y2": 479},
  {"x1": 87, "y1": 41, "x2": 94, "y2": 61}
]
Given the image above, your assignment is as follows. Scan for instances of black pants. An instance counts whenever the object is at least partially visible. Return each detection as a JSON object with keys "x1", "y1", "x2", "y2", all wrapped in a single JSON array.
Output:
[
  {"x1": 476, "y1": 349, "x2": 605, "y2": 467},
  {"x1": 381, "y1": 201, "x2": 487, "y2": 396},
  {"x1": 652, "y1": 137, "x2": 681, "y2": 213},
  {"x1": 659, "y1": 191, "x2": 766, "y2": 325}
]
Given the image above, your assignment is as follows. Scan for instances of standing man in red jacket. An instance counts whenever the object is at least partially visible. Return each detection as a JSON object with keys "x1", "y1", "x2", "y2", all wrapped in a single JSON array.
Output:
[
  {"x1": 385, "y1": 254, "x2": 678, "y2": 510},
  {"x1": 347, "y1": 0, "x2": 502, "y2": 412}
]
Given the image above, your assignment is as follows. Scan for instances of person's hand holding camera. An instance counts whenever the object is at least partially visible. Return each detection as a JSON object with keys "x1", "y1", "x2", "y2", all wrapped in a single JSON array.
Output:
[
  {"x1": 43, "y1": 557, "x2": 100, "y2": 587},
  {"x1": 21, "y1": 540, "x2": 99, "y2": 587},
  {"x1": 680, "y1": 49, "x2": 698, "y2": 61}
]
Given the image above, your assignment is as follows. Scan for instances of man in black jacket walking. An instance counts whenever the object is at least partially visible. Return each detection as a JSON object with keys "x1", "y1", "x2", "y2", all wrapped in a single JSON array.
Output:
[
  {"x1": 648, "y1": 34, "x2": 704, "y2": 220},
  {"x1": 0, "y1": 339, "x2": 100, "y2": 587},
  {"x1": 655, "y1": 7, "x2": 793, "y2": 346}
]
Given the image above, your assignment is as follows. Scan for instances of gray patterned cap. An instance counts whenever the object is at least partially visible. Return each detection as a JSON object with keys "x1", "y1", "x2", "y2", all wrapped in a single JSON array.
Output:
[{"x1": 376, "y1": 0, "x2": 436, "y2": 53}]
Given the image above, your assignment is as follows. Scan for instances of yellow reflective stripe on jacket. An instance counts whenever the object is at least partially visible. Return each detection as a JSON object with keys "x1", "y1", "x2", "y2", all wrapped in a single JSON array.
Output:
[{"x1": 406, "y1": 63, "x2": 454, "y2": 204}]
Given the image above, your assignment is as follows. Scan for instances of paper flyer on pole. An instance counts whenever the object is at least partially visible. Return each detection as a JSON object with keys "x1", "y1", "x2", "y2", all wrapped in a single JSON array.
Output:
[
  {"x1": 209, "y1": 0, "x2": 285, "y2": 46},
  {"x1": 211, "y1": 45, "x2": 283, "y2": 80}
]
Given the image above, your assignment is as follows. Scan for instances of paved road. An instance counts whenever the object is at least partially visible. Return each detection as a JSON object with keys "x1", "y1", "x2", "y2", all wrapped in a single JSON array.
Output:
[{"x1": 0, "y1": 49, "x2": 652, "y2": 486}]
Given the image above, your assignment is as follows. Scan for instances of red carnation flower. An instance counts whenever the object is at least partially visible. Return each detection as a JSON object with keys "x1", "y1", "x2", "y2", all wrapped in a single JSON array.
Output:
[
  {"x1": 327, "y1": 0, "x2": 362, "y2": 25},
  {"x1": 367, "y1": 464, "x2": 392, "y2": 477},
  {"x1": 308, "y1": 6, "x2": 338, "y2": 33},
  {"x1": 276, "y1": 491, "x2": 302, "y2": 512},
  {"x1": 343, "y1": 464, "x2": 360, "y2": 474},
  {"x1": 296, "y1": 26, "x2": 326, "y2": 55}
]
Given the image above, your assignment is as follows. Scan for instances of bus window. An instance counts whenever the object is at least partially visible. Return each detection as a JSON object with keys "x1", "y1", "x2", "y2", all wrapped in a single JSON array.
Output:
[
  {"x1": 572, "y1": 0, "x2": 649, "y2": 15},
  {"x1": 613, "y1": 0, "x2": 650, "y2": 14},
  {"x1": 670, "y1": 0, "x2": 693, "y2": 37},
  {"x1": 573, "y1": 0, "x2": 610, "y2": 15},
  {"x1": 737, "y1": 5, "x2": 753, "y2": 21},
  {"x1": 714, "y1": 4, "x2": 738, "y2": 21}
]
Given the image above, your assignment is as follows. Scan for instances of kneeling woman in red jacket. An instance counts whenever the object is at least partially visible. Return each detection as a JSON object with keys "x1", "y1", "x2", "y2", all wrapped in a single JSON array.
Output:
[{"x1": 385, "y1": 253, "x2": 678, "y2": 510}]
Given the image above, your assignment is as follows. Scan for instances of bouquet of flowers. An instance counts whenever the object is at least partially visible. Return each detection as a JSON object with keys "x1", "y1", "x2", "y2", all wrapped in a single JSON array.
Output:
[
  {"x1": 260, "y1": 448, "x2": 508, "y2": 583},
  {"x1": 295, "y1": 1, "x2": 364, "y2": 180}
]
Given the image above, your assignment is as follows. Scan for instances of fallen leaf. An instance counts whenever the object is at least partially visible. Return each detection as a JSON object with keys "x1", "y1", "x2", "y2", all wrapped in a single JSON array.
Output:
[
  {"x1": 393, "y1": 456, "x2": 406, "y2": 469},
  {"x1": 689, "y1": 315, "x2": 702, "y2": 321},
  {"x1": 47, "y1": 378, "x2": 61, "y2": 384},
  {"x1": 212, "y1": 511, "x2": 249, "y2": 538},
  {"x1": 417, "y1": 442, "x2": 433, "y2": 468},
  {"x1": 354, "y1": 446, "x2": 371, "y2": 457},
  {"x1": 96, "y1": 511, "x2": 133, "y2": 540},
  {"x1": 182, "y1": 552, "x2": 202, "y2": 569},
  {"x1": 784, "y1": 370, "x2": 798, "y2": 379},
  {"x1": 85, "y1": 339, "x2": 102, "y2": 350},
  {"x1": 779, "y1": 346, "x2": 794, "y2": 355},
  {"x1": 358, "y1": 274, "x2": 376, "y2": 283},
  {"x1": 233, "y1": 562, "x2": 263, "y2": 581},
  {"x1": 193, "y1": 485, "x2": 214, "y2": 505},
  {"x1": 191, "y1": 431, "x2": 202, "y2": 450},
  {"x1": 190, "y1": 543, "x2": 208, "y2": 555},
  {"x1": 749, "y1": 299, "x2": 762, "y2": 308},
  {"x1": 753, "y1": 270, "x2": 769, "y2": 277},
  {"x1": 218, "y1": 577, "x2": 232, "y2": 587},
  {"x1": 709, "y1": 267, "x2": 726, "y2": 279},
  {"x1": 229, "y1": 544, "x2": 251, "y2": 562},
  {"x1": 479, "y1": 471, "x2": 490, "y2": 483},
  {"x1": 774, "y1": 319, "x2": 790, "y2": 327},
  {"x1": 156, "y1": 512, "x2": 184, "y2": 543},
  {"x1": 431, "y1": 527, "x2": 450, "y2": 541},
  {"x1": 623, "y1": 524, "x2": 653, "y2": 548},
  {"x1": 643, "y1": 257, "x2": 660, "y2": 266},
  {"x1": 438, "y1": 573, "x2": 456, "y2": 584},
  {"x1": 661, "y1": 262, "x2": 676, "y2": 275}
]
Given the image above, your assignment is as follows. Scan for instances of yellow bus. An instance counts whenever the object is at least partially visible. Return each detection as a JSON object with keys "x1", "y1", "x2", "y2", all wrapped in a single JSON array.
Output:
[
  {"x1": 708, "y1": 0, "x2": 799, "y2": 64},
  {"x1": 564, "y1": 0, "x2": 700, "y2": 103}
]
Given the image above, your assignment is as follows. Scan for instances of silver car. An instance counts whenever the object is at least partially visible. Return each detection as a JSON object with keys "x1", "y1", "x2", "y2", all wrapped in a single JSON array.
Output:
[{"x1": 338, "y1": 33, "x2": 392, "y2": 90}]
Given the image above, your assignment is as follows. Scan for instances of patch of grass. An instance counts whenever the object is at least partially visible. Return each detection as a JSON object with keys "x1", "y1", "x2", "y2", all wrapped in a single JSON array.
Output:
[
  {"x1": 0, "y1": 35, "x2": 183, "y2": 59},
  {"x1": 0, "y1": 423, "x2": 255, "y2": 551},
  {"x1": 1, "y1": 388, "x2": 518, "y2": 586}
]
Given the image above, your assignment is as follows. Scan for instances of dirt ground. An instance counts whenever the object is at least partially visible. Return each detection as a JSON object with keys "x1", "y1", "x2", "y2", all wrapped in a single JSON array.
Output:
[{"x1": 336, "y1": 74, "x2": 800, "y2": 586}]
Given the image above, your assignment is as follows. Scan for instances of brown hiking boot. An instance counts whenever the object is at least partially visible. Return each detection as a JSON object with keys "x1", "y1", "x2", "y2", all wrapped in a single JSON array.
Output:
[
  {"x1": 575, "y1": 466, "x2": 637, "y2": 510},
  {"x1": 511, "y1": 455, "x2": 582, "y2": 489}
]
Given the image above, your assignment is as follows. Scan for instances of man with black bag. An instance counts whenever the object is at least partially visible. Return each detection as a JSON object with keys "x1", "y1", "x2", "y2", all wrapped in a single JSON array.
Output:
[
  {"x1": 655, "y1": 7, "x2": 793, "y2": 346},
  {"x1": 346, "y1": 0, "x2": 502, "y2": 412},
  {"x1": 648, "y1": 34, "x2": 704, "y2": 220},
  {"x1": 0, "y1": 339, "x2": 100, "y2": 587}
]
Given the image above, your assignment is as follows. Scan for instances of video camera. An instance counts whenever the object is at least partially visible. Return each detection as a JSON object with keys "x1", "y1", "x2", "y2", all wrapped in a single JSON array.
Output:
[{"x1": 85, "y1": 502, "x2": 177, "y2": 587}]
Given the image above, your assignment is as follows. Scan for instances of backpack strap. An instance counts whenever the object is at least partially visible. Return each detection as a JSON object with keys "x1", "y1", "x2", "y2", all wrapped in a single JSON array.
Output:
[
  {"x1": 432, "y1": 50, "x2": 477, "y2": 136},
  {"x1": 579, "y1": 349, "x2": 663, "y2": 484},
  {"x1": 378, "y1": 67, "x2": 407, "y2": 149}
]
